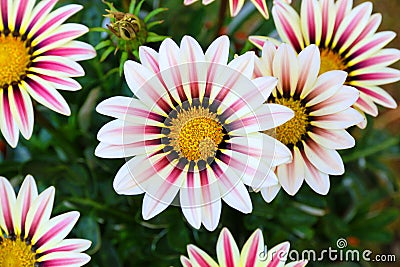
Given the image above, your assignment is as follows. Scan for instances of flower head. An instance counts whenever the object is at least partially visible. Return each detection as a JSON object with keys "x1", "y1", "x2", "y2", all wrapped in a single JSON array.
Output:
[
  {"x1": 0, "y1": 0, "x2": 96, "y2": 147},
  {"x1": 0, "y1": 175, "x2": 91, "y2": 266},
  {"x1": 253, "y1": 42, "x2": 364, "y2": 200},
  {"x1": 184, "y1": 0, "x2": 292, "y2": 19},
  {"x1": 250, "y1": 0, "x2": 400, "y2": 128},
  {"x1": 180, "y1": 227, "x2": 307, "y2": 267},
  {"x1": 95, "y1": 35, "x2": 294, "y2": 231}
]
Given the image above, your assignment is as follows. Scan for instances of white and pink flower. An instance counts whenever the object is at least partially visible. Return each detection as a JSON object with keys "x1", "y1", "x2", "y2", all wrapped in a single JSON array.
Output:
[
  {"x1": 250, "y1": 0, "x2": 400, "y2": 128},
  {"x1": 0, "y1": 175, "x2": 91, "y2": 266},
  {"x1": 253, "y1": 42, "x2": 364, "y2": 200},
  {"x1": 0, "y1": 0, "x2": 96, "y2": 147},
  {"x1": 95, "y1": 35, "x2": 294, "y2": 231},
  {"x1": 181, "y1": 227, "x2": 307, "y2": 267}
]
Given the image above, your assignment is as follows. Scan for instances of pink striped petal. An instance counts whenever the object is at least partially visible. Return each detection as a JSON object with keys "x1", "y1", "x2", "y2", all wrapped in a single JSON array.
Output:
[
  {"x1": 34, "y1": 211, "x2": 80, "y2": 253},
  {"x1": 43, "y1": 239, "x2": 91, "y2": 254},
  {"x1": 180, "y1": 256, "x2": 193, "y2": 267},
  {"x1": 348, "y1": 13, "x2": 382, "y2": 49},
  {"x1": 8, "y1": 87, "x2": 34, "y2": 139},
  {"x1": 24, "y1": 187, "x2": 55, "y2": 240},
  {"x1": 38, "y1": 252, "x2": 90, "y2": 267},
  {"x1": 277, "y1": 147, "x2": 304, "y2": 196},
  {"x1": 139, "y1": 46, "x2": 160, "y2": 74},
  {"x1": 11, "y1": 0, "x2": 35, "y2": 33},
  {"x1": 347, "y1": 32, "x2": 397, "y2": 65},
  {"x1": 124, "y1": 60, "x2": 173, "y2": 115},
  {"x1": 301, "y1": 0, "x2": 322, "y2": 45},
  {"x1": 254, "y1": 41, "x2": 277, "y2": 77},
  {"x1": 333, "y1": 0, "x2": 353, "y2": 34},
  {"x1": 354, "y1": 92, "x2": 378, "y2": 116},
  {"x1": 95, "y1": 140, "x2": 162, "y2": 158},
  {"x1": 309, "y1": 85, "x2": 359, "y2": 116},
  {"x1": 296, "y1": 44, "x2": 320, "y2": 95},
  {"x1": 320, "y1": 0, "x2": 336, "y2": 46},
  {"x1": 141, "y1": 164, "x2": 185, "y2": 220},
  {"x1": 240, "y1": 229, "x2": 264, "y2": 267},
  {"x1": 260, "y1": 184, "x2": 281, "y2": 203},
  {"x1": 264, "y1": 241, "x2": 290, "y2": 266},
  {"x1": 250, "y1": 0, "x2": 269, "y2": 19},
  {"x1": 273, "y1": 43, "x2": 299, "y2": 97},
  {"x1": 312, "y1": 108, "x2": 364, "y2": 129},
  {"x1": 31, "y1": 4, "x2": 83, "y2": 42},
  {"x1": 0, "y1": 89, "x2": 20, "y2": 147},
  {"x1": 356, "y1": 85, "x2": 397, "y2": 109},
  {"x1": 96, "y1": 96, "x2": 165, "y2": 124},
  {"x1": 22, "y1": 75, "x2": 71, "y2": 116},
  {"x1": 14, "y1": 175, "x2": 38, "y2": 236},
  {"x1": 26, "y1": 0, "x2": 58, "y2": 37},
  {"x1": 303, "y1": 70, "x2": 347, "y2": 106},
  {"x1": 303, "y1": 139, "x2": 344, "y2": 175},
  {"x1": 40, "y1": 74, "x2": 82, "y2": 91},
  {"x1": 33, "y1": 24, "x2": 89, "y2": 55},
  {"x1": 213, "y1": 161, "x2": 252, "y2": 213},
  {"x1": 45, "y1": 41, "x2": 96, "y2": 61},
  {"x1": 248, "y1": 35, "x2": 270, "y2": 50},
  {"x1": 216, "y1": 228, "x2": 240, "y2": 267},
  {"x1": 350, "y1": 67, "x2": 400, "y2": 86},
  {"x1": 180, "y1": 170, "x2": 202, "y2": 229},
  {"x1": 303, "y1": 151, "x2": 330, "y2": 195},
  {"x1": 308, "y1": 128, "x2": 355, "y2": 150},
  {"x1": 272, "y1": 1, "x2": 304, "y2": 52},
  {"x1": 205, "y1": 35, "x2": 230, "y2": 65},
  {"x1": 187, "y1": 245, "x2": 219, "y2": 266},
  {"x1": 180, "y1": 36, "x2": 207, "y2": 102},
  {"x1": 332, "y1": 2, "x2": 372, "y2": 53},
  {"x1": 113, "y1": 154, "x2": 169, "y2": 196},
  {"x1": 229, "y1": 0, "x2": 245, "y2": 17},
  {"x1": 351, "y1": 48, "x2": 400, "y2": 71},
  {"x1": 0, "y1": 176, "x2": 16, "y2": 235},
  {"x1": 32, "y1": 56, "x2": 85, "y2": 77},
  {"x1": 0, "y1": 0, "x2": 12, "y2": 31}
]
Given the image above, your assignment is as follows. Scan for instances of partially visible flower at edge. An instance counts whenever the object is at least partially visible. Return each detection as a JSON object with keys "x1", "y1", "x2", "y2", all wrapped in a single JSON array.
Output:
[
  {"x1": 180, "y1": 227, "x2": 308, "y2": 267},
  {"x1": 254, "y1": 42, "x2": 364, "y2": 200},
  {"x1": 184, "y1": 0, "x2": 292, "y2": 20},
  {"x1": 0, "y1": 175, "x2": 91, "y2": 266},
  {"x1": 95, "y1": 35, "x2": 294, "y2": 231},
  {"x1": 0, "y1": 0, "x2": 96, "y2": 147},
  {"x1": 250, "y1": 0, "x2": 400, "y2": 128}
]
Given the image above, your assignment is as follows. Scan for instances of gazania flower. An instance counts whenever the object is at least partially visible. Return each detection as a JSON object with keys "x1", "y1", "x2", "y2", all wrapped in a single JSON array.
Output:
[
  {"x1": 0, "y1": 0, "x2": 96, "y2": 147},
  {"x1": 0, "y1": 175, "x2": 91, "y2": 266},
  {"x1": 180, "y1": 227, "x2": 308, "y2": 267},
  {"x1": 95, "y1": 35, "x2": 294, "y2": 231},
  {"x1": 183, "y1": 0, "x2": 292, "y2": 19},
  {"x1": 253, "y1": 42, "x2": 364, "y2": 200},
  {"x1": 250, "y1": 0, "x2": 400, "y2": 128}
]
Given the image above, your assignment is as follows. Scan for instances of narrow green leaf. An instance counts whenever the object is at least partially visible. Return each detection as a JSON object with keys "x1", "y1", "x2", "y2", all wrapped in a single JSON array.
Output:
[
  {"x1": 133, "y1": 0, "x2": 145, "y2": 16},
  {"x1": 95, "y1": 39, "x2": 112, "y2": 50},
  {"x1": 147, "y1": 20, "x2": 164, "y2": 30},
  {"x1": 100, "y1": 46, "x2": 115, "y2": 62},
  {"x1": 144, "y1": 8, "x2": 168, "y2": 23}
]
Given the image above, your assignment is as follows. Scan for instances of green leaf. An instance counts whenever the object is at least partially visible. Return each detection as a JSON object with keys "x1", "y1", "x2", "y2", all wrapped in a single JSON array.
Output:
[
  {"x1": 95, "y1": 39, "x2": 112, "y2": 50},
  {"x1": 100, "y1": 46, "x2": 115, "y2": 62},
  {"x1": 144, "y1": 8, "x2": 168, "y2": 23},
  {"x1": 119, "y1": 51, "x2": 129, "y2": 76},
  {"x1": 133, "y1": 0, "x2": 145, "y2": 16},
  {"x1": 146, "y1": 32, "x2": 169, "y2": 43}
]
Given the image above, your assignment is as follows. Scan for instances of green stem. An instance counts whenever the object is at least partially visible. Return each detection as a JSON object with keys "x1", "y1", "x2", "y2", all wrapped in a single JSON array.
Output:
[
  {"x1": 65, "y1": 197, "x2": 133, "y2": 221},
  {"x1": 342, "y1": 136, "x2": 399, "y2": 163}
]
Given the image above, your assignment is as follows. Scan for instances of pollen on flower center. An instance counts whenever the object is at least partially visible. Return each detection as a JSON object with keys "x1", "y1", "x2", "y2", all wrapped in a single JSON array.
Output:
[
  {"x1": 0, "y1": 35, "x2": 31, "y2": 87},
  {"x1": 319, "y1": 48, "x2": 346, "y2": 75},
  {"x1": 268, "y1": 97, "x2": 309, "y2": 146},
  {"x1": 168, "y1": 107, "x2": 224, "y2": 161},
  {"x1": 0, "y1": 237, "x2": 37, "y2": 266}
]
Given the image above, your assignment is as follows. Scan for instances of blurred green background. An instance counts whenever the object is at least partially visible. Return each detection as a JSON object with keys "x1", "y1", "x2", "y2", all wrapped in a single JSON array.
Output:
[{"x1": 0, "y1": 0, "x2": 398, "y2": 266}]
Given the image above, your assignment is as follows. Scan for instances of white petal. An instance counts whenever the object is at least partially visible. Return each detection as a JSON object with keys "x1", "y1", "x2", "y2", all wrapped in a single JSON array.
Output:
[{"x1": 277, "y1": 147, "x2": 304, "y2": 195}]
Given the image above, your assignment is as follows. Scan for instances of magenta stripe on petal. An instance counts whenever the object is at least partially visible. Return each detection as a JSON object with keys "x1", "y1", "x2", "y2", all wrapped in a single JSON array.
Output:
[
  {"x1": 40, "y1": 74, "x2": 77, "y2": 88},
  {"x1": 36, "y1": 218, "x2": 74, "y2": 247},
  {"x1": 105, "y1": 105, "x2": 164, "y2": 122},
  {"x1": 38, "y1": 30, "x2": 84, "y2": 49},
  {"x1": 307, "y1": 0, "x2": 316, "y2": 43},
  {"x1": 34, "y1": 6, "x2": 81, "y2": 38},
  {"x1": 357, "y1": 86, "x2": 394, "y2": 106},
  {"x1": 190, "y1": 248, "x2": 212, "y2": 266},
  {"x1": 0, "y1": 182, "x2": 14, "y2": 234},
  {"x1": 41, "y1": 257, "x2": 86, "y2": 266},
  {"x1": 336, "y1": 7, "x2": 368, "y2": 48},
  {"x1": 353, "y1": 54, "x2": 397, "y2": 69},
  {"x1": 27, "y1": 0, "x2": 58, "y2": 32},
  {"x1": 28, "y1": 78, "x2": 64, "y2": 112},
  {"x1": 13, "y1": 89, "x2": 29, "y2": 130},
  {"x1": 351, "y1": 15, "x2": 381, "y2": 47},
  {"x1": 334, "y1": 0, "x2": 349, "y2": 32},
  {"x1": 244, "y1": 234, "x2": 259, "y2": 267},
  {"x1": 15, "y1": 0, "x2": 30, "y2": 27},
  {"x1": 34, "y1": 61, "x2": 80, "y2": 76},
  {"x1": 0, "y1": 0, "x2": 9, "y2": 28},
  {"x1": 46, "y1": 47, "x2": 93, "y2": 57},
  {"x1": 268, "y1": 244, "x2": 289, "y2": 267},
  {"x1": 277, "y1": 12, "x2": 302, "y2": 52},
  {"x1": 223, "y1": 232, "x2": 235, "y2": 266},
  {"x1": 28, "y1": 198, "x2": 50, "y2": 238},
  {"x1": 2, "y1": 91, "x2": 15, "y2": 141},
  {"x1": 352, "y1": 72, "x2": 398, "y2": 81},
  {"x1": 348, "y1": 35, "x2": 391, "y2": 61}
]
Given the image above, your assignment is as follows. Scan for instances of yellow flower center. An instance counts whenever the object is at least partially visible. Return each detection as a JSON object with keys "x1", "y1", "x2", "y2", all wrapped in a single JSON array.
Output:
[
  {"x1": 0, "y1": 237, "x2": 37, "y2": 266},
  {"x1": 168, "y1": 107, "x2": 224, "y2": 161},
  {"x1": 268, "y1": 98, "x2": 309, "y2": 146},
  {"x1": 319, "y1": 48, "x2": 346, "y2": 75},
  {"x1": 0, "y1": 35, "x2": 31, "y2": 87}
]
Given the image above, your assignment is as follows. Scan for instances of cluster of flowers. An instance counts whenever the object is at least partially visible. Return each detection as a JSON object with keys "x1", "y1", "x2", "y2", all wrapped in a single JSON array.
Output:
[{"x1": 0, "y1": 0, "x2": 398, "y2": 266}]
